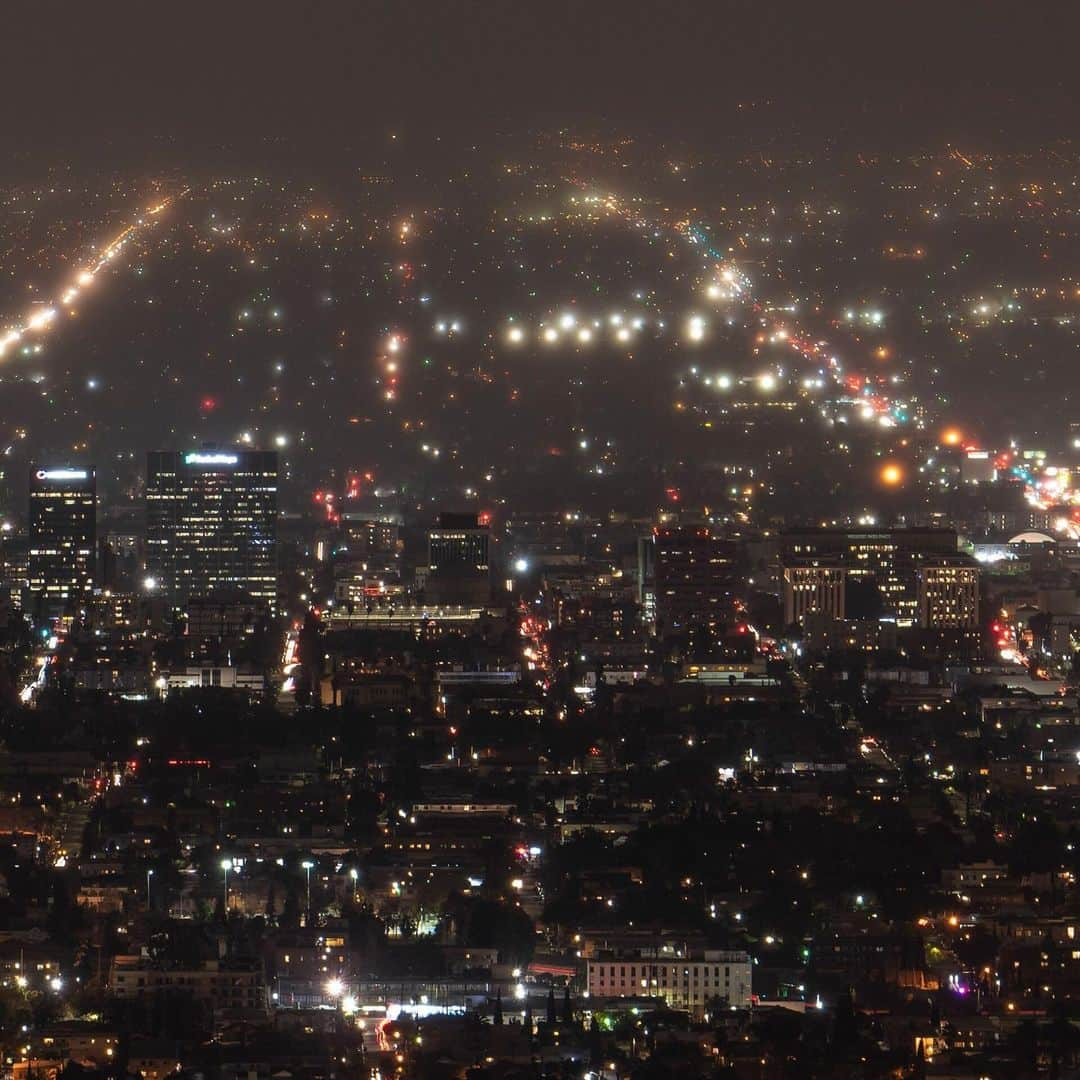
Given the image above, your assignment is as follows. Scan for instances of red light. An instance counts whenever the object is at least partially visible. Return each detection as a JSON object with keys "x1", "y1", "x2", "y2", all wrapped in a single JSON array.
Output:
[
  {"x1": 200, "y1": 396, "x2": 217, "y2": 411},
  {"x1": 478, "y1": 511, "x2": 492, "y2": 527}
]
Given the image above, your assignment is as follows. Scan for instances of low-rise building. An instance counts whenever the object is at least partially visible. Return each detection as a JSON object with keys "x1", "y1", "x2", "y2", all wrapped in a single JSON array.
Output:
[{"x1": 586, "y1": 949, "x2": 751, "y2": 1016}]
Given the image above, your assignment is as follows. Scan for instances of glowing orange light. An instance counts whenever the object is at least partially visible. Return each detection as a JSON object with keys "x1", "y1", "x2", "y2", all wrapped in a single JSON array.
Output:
[
  {"x1": 880, "y1": 463, "x2": 904, "y2": 487},
  {"x1": 941, "y1": 428, "x2": 963, "y2": 447}
]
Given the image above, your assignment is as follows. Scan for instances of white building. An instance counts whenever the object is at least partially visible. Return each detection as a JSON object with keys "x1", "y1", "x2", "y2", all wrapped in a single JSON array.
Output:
[
  {"x1": 587, "y1": 949, "x2": 751, "y2": 1015},
  {"x1": 782, "y1": 564, "x2": 845, "y2": 627},
  {"x1": 164, "y1": 666, "x2": 265, "y2": 692}
]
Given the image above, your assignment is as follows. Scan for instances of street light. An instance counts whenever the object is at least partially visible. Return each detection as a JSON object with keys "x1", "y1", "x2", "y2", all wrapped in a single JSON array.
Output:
[
  {"x1": 302, "y1": 860, "x2": 314, "y2": 912},
  {"x1": 146, "y1": 868, "x2": 154, "y2": 908},
  {"x1": 221, "y1": 858, "x2": 232, "y2": 909}
]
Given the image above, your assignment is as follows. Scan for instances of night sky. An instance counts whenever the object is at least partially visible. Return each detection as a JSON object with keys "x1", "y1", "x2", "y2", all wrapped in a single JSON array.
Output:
[{"x1": 2, "y1": 1, "x2": 1076, "y2": 149}]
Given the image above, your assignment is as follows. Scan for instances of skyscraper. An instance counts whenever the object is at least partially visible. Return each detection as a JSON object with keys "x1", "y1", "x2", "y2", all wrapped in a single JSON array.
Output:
[
  {"x1": 424, "y1": 512, "x2": 491, "y2": 605},
  {"x1": 146, "y1": 449, "x2": 277, "y2": 609},
  {"x1": 427, "y1": 512, "x2": 490, "y2": 572},
  {"x1": 653, "y1": 527, "x2": 737, "y2": 634},
  {"x1": 28, "y1": 465, "x2": 96, "y2": 617}
]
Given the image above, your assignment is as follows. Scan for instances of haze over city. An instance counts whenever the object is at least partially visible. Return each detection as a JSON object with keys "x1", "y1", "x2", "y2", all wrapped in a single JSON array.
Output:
[{"x1": 0, "y1": 3, "x2": 1079, "y2": 1078}]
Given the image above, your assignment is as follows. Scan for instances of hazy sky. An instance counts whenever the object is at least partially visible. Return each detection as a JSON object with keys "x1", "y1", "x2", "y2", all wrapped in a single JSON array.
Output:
[{"x1": 2, "y1": 1, "x2": 1075, "y2": 145}]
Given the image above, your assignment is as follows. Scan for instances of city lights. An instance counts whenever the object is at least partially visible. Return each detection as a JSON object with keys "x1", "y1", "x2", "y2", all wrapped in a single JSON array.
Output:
[
  {"x1": 879, "y1": 462, "x2": 904, "y2": 486},
  {"x1": 0, "y1": 74, "x2": 1071, "y2": 1076}
]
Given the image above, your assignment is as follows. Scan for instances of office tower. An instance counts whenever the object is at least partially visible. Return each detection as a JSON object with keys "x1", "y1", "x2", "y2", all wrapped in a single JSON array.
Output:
[
  {"x1": 960, "y1": 450, "x2": 997, "y2": 485},
  {"x1": 341, "y1": 515, "x2": 401, "y2": 560},
  {"x1": 146, "y1": 449, "x2": 277, "y2": 609},
  {"x1": 428, "y1": 512, "x2": 490, "y2": 571},
  {"x1": 917, "y1": 559, "x2": 980, "y2": 630},
  {"x1": 0, "y1": 529, "x2": 27, "y2": 610},
  {"x1": 636, "y1": 533, "x2": 657, "y2": 625},
  {"x1": 783, "y1": 563, "x2": 846, "y2": 627},
  {"x1": 424, "y1": 512, "x2": 491, "y2": 605},
  {"x1": 781, "y1": 527, "x2": 959, "y2": 627},
  {"x1": 28, "y1": 465, "x2": 96, "y2": 617},
  {"x1": 653, "y1": 527, "x2": 737, "y2": 633}
]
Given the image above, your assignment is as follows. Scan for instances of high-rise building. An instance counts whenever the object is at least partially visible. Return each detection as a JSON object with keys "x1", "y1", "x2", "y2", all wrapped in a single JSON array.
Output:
[
  {"x1": 28, "y1": 465, "x2": 96, "y2": 617},
  {"x1": 424, "y1": 512, "x2": 491, "y2": 605},
  {"x1": 636, "y1": 533, "x2": 657, "y2": 624},
  {"x1": 917, "y1": 559, "x2": 980, "y2": 629},
  {"x1": 653, "y1": 527, "x2": 737, "y2": 633},
  {"x1": 782, "y1": 527, "x2": 959, "y2": 627},
  {"x1": 961, "y1": 450, "x2": 996, "y2": 485},
  {"x1": 146, "y1": 449, "x2": 277, "y2": 609},
  {"x1": 428, "y1": 512, "x2": 490, "y2": 573},
  {"x1": 783, "y1": 563, "x2": 846, "y2": 627},
  {"x1": 0, "y1": 529, "x2": 28, "y2": 611}
]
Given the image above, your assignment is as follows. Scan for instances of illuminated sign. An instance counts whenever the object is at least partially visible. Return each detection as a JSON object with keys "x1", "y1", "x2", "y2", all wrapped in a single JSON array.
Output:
[
  {"x1": 35, "y1": 469, "x2": 89, "y2": 481},
  {"x1": 184, "y1": 453, "x2": 238, "y2": 466}
]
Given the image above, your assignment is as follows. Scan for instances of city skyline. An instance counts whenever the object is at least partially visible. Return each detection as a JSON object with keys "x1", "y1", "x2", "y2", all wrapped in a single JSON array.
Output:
[{"x1": 1, "y1": 3, "x2": 1080, "y2": 1077}]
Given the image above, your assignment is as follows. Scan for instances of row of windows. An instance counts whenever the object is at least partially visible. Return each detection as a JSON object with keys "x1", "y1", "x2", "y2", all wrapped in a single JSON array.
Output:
[{"x1": 594, "y1": 964, "x2": 735, "y2": 977}]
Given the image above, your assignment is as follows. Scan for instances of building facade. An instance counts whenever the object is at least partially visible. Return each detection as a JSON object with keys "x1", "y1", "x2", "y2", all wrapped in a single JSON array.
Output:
[
  {"x1": 917, "y1": 560, "x2": 980, "y2": 629},
  {"x1": 146, "y1": 450, "x2": 277, "y2": 609},
  {"x1": 428, "y1": 512, "x2": 490, "y2": 573},
  {"x1": 28, "y1": 466, "x2": 96, "y2": 617},
  {"x1": 587, "y1": 949, "x2": 751, "y2": 1016},
  {"x1": 109, "y1": 956, "x2": 268, "y2": 1018},
  {"x1": 653, "y1": 527, "x2": 737, "y2": 634},
  {"x1": 783, "y1": 563, "x2": 846, "y2": 626},
  {"x1": 425, "y1": 512, "x2": 491, "y2": 605},
  {"x1": 782, "y1": 528, "x2": 960, "y2": 627}
]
